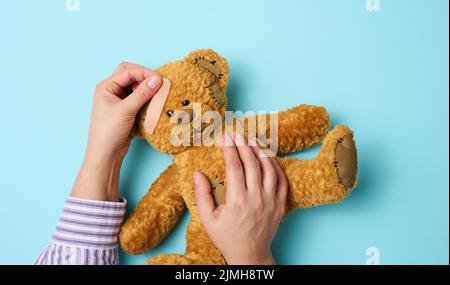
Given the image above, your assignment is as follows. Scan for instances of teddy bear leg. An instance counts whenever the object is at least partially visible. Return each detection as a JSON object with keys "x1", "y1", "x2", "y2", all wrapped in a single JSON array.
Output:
[
  {"x1": 277, "y1": 125, "x2": 358, "y2": 211},
  {"x1": 144, "y1": 220, "x2": 226, "y2": 265},
  {"x1": 183, "y1": 219, "x2": 227, "y2": 265},
  {"x1": 145, "y1": 252, "x2": 223, "y2": 265},
  {"x1": 145, "y1": 254, "x2": 195, "y2": 265},
  {"x1": 119, "y1": 165, "x2": 186, "y2": 255}
]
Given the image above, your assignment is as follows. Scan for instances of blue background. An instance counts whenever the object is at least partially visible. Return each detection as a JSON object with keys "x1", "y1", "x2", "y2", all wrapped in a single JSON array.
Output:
[{"x1": 0, "y1": 0, "x2": 448, "y2": 265}]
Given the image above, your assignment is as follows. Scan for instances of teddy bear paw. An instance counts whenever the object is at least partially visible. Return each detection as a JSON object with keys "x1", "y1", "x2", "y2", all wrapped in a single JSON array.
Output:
[{"x1": 334, "y1": 136, "x2": 357, "y2": 189}]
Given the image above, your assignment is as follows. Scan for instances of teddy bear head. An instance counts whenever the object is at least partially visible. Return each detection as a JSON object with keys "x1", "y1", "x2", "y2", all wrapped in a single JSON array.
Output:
[{"x1": 134, "y1": 49, "x2": 229, "y2": 154}]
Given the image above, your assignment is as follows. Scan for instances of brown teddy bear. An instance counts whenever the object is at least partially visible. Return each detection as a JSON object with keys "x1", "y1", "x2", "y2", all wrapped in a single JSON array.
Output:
[{"x1": 119, "y1": 49, "x2": 358, "y2": 265}]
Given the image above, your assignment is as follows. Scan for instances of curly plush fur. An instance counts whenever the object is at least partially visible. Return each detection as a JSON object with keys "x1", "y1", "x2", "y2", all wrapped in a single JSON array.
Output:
[{"x1": 119, "y1": 49, "x2": 358, "y2": 265}]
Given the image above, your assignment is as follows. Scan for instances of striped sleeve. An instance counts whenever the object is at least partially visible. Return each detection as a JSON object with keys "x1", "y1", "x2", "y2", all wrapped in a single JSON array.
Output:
[{"x1": 34, "y1": 197, "x2": 126, "y2": 265}]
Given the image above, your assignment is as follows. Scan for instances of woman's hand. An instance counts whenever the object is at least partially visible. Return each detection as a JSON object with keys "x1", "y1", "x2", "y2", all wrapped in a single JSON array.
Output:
[
  {"x1": 71, "y1": 62, "x2": 162, "y2": 202},
  {"x1": 194, "y1": 134, "x2": 288, "y2": 265},
  {"x1": 87, "y1": 62, "x2": 162, "y2": 159}
]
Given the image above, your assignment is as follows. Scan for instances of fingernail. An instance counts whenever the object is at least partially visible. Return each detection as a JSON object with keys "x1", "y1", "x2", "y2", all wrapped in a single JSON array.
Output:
[
  {"x1": 193, "y1": 172, "x2": 201, "y2": 186},
  {"x1": 146, "y1": 76, "x2": 162, "y2": 90}
]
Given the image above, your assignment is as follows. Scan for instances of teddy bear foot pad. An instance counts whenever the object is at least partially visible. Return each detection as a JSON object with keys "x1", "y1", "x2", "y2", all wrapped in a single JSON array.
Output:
[{"x1": 334, "y1": 136, "x2": 357, "y2": 189}]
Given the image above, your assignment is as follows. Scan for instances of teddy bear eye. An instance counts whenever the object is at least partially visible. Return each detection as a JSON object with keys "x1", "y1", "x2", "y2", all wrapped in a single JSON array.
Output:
[
  {"x1": 166, "y1": 110, "x2": 174, "y2": 117},
  {"x1": 182, "y1": 100, "x2": 190, "y2": 106}
]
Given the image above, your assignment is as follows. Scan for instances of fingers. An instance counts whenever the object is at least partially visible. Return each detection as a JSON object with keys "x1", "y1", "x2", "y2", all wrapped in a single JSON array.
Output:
[
  {"x1": 194, "y1": 171, "x2": 216, "y2": 223},
  {"x1": 102, "y1": 65, "x2": 159, "y2": 101},
  {"x1": 131, "y1": 82, "x2": 139, "y2": 92},
  {"x1": 122, "y1": 75, "x2": 162, "y2": 113},
  {"x1": 250, "y1": 145, "x2": 278, "y2": 193},
  {"x1": 100, "y1": 63, "x2": 163, "y2": 114},
  {"x1": 223, "y1": 133, "x2": 287, "y2": 210},
  {"x1": 102, "y1": 78, "x2": 128, "y2": 99},
  {"x1": 112, "y1": 61, "x2": 146, "y2": 75},
  {"x1": 108, "y1": 66, "x2": 156, "y2": 89},
  {"x1": 270, "y1": 157, "x2": 288, "y2": 205},
  {"x1": 234, "y1": 134, "x2": 262, "y2": 193},
  {"x1": 222, "y1": 134, "x2": 246, "y2": 202}
]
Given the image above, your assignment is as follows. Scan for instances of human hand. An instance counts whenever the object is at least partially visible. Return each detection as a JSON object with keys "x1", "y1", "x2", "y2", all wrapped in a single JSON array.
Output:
[
  {"x1": 193, "y1": 134, "x2": 288, "y2": 265},
  {"x1": 86, "y1": 62, "x2": 162, "y2": 160},
  {"x1": 71, "y1": 62, "x2": 162, "y2": 202}
]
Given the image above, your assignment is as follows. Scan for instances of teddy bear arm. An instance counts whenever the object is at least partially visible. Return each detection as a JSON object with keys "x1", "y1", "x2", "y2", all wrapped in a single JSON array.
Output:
[
  {"x1": 275, "y1": 125, "x2": 358, "y2": 211},
  {"x1": 119, "y1": 165, "x2": 185, "y2": 254},
  {"x1": 241, "y1": 104, "x2": 330, "y2": 155}
]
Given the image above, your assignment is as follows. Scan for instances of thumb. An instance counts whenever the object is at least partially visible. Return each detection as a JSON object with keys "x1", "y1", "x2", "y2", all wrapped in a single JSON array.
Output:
[
  {"x1": 194, "y1": 171, "x2": 216, "y2": 223},
  {"x1": 123, "y1": 75, "x2": 162, "y2": 114}
]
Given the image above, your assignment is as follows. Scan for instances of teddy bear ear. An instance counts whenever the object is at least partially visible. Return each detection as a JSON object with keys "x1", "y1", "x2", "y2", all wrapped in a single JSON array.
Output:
[{"x1": 185, "y1": 49, "x2": 229, "y2": 91}]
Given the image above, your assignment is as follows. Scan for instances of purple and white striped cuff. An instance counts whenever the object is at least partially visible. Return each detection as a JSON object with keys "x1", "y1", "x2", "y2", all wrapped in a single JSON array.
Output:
[{"x1": 51, "y1": 197, "x2": 126, "y2": 249}]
